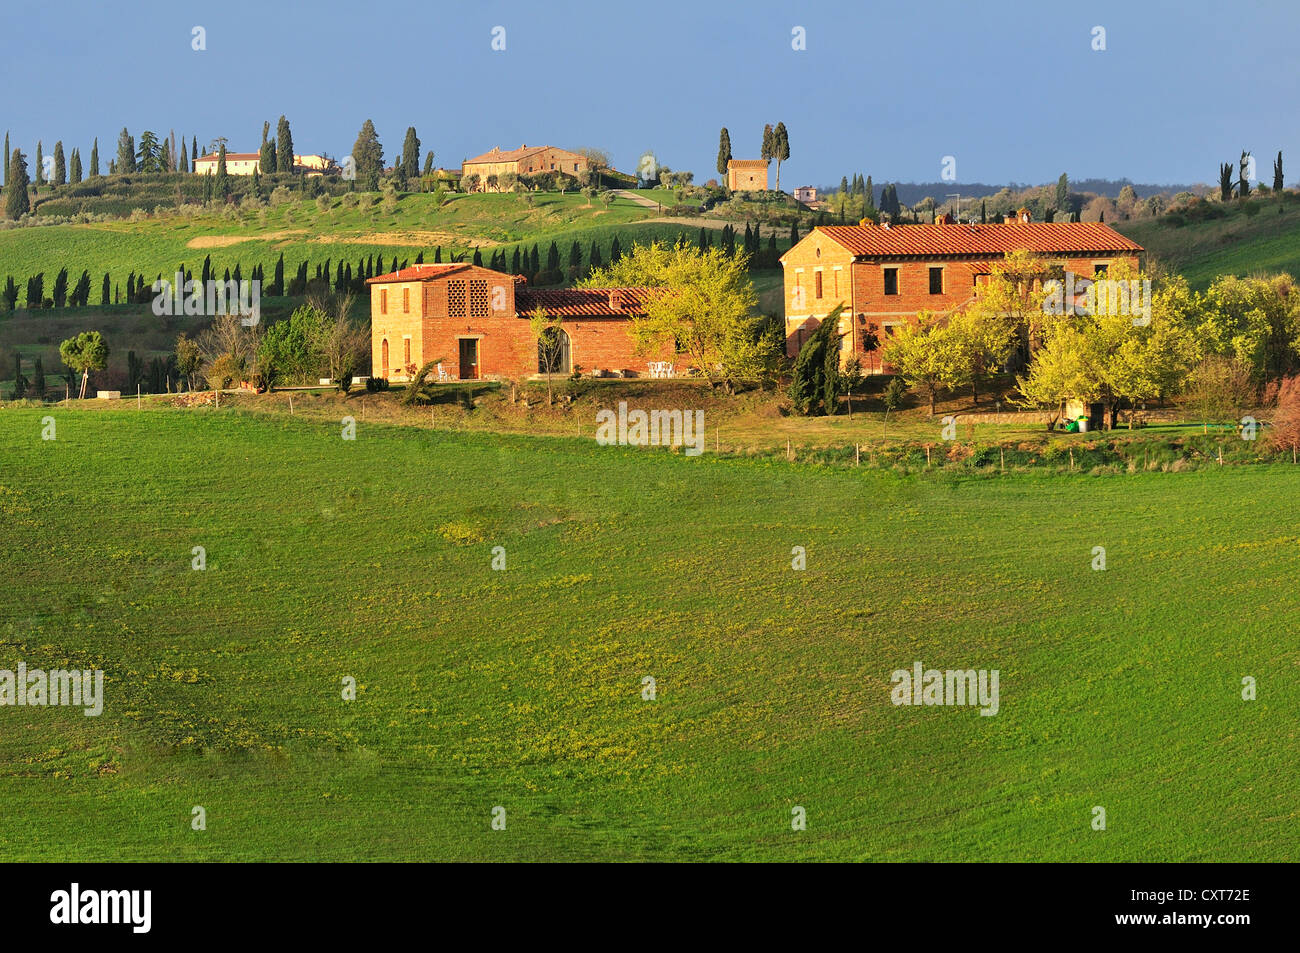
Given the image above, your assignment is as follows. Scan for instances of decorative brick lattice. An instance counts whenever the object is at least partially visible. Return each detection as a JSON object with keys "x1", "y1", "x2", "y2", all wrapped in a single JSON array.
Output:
[
  {"x1": 447, "y1": 280, "x2": 466, "y2": 318},
  {"x1": 469, "y1": 279, "x2": 489, "y2": 318}
]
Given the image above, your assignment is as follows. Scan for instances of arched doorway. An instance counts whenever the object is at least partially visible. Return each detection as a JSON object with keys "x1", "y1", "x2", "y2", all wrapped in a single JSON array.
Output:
[{"x1": 537, "y1": 328, "x2": 571, "y2": 375}]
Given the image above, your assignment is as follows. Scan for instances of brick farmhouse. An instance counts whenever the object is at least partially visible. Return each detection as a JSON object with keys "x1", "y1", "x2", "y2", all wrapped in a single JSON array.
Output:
[
  {"x1": 461, "y1": 145, "x2": 590, "y2": 191},
  {"x1": 779, "y1": 211, "x2": 1144, "y2": 371},
  {"x1": 367, "y1": 264, "x2": 673, "y2": 381}
]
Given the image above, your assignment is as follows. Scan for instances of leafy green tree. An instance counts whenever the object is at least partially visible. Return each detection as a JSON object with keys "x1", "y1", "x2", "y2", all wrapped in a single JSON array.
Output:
[
  {"x1": 881, "y1": 312, "x2": 963, "y2": 415},
  {"x1": 581, "y1": 241, "x2": 772, "y2": 393},
  {"x1": 60, "y1": 330, "x2": 109, "y2": 398},
  {"x1": 771, "y1": 122, "x2": 790, "y2": 191},
  {"x1": 5, "y1": 149, "x2": 30, "y2": 219},
  {"x1": 276, "y1": 116, "x2": 294, "y2": 173},
  {"x1": 175, "y1": 333, "x2": 202, "y2": 391}
]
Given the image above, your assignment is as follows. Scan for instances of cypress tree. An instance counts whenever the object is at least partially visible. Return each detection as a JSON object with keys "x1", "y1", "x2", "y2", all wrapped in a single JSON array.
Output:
[
  {"x1": 401, "y1": 127, "x2": 421, "y2": 187},
  {"x1": 90, "y1": 138, "x2": 99, "y2": 177},
  {"x1": 276, "y1": 116, "x2": 294, "y2": 173},
  {"x1": 53, "y1": 142, "x2": 66, "y2": 185},
  {"x1": 35, "y1": 141, "x2": 43, "y2": 185},
  {"x1": 434, "y1": 246, "x2": 442, "y2": 263},
  {"x1": 529, "y1": 244, "x2": 540, "y2": 274},
  {"x1": 191, "y1": 136, "x2": 198, "y2": 170},
  {"x1": 590, "y1": 241, "x2": 602, "y2": 269},
  {"x1": 215, "y1": 144, "x2": 229, "y2": 198},
  {"x1": 12, "y1": 354, "x2": 25, "y2": 399},
  {"x1": 101, "y1": 273, "x2": 110, "y2": 305},
  {"x1": 53, "y1": 267, "x2": 68, "y2": 307},
  {"x1": 511, "y1": 247, "x2": 521, "y2": 274},
  {"x1": 789, "y1": 221, "x2": 799, "y2": 246},
  {"x1": 5, "y1": 149, "x2": 31, "y2": 219},
  {"x1": 177, "y1": 138, "x2": 188, "y2": 173},
  {"x1": 415, "y1": 251, "x2": 424, "y2": 265},
  {"x1": 2, "y1": 132, "x2": 6, "y2": 186},
  {"x1": 610, "y1": 235, "x2": 622, "y2": 263},
  {"x1": 717, "y1": 127, "x2": 732, "y2": 176},
  {"x1": 569, "y1": 240, "x2": 581, "y2": 269},
  {"x1": 273, "y1": 253, "x2": 284, "y2": 295},
  {"x1": 546, "y1": 241, "x2": 560, "y2": 272},
  {"x1": 70, "y1": 148, "x2": 82, "y2": 184},
  {"x1": 32, "y1": 357, "x2": 45, "y2": 398}
]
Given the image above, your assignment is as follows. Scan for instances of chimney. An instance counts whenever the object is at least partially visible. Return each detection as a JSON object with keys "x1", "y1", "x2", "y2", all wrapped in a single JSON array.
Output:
[
  {"x1": 607, "y1": 289, "x2": 622, "y2": 311},
  {"x1": 935, "y1": 212, "x2": 955, "y2": 225}
]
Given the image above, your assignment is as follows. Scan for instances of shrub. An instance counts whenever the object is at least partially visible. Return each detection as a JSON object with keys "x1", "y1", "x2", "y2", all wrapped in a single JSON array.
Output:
[
  {"x1": 1267, "y1": 374, "x2": 1300, "y2": 453},
  {"x1": 365, "y1": 376, "x2": 389, "y2": 392}
]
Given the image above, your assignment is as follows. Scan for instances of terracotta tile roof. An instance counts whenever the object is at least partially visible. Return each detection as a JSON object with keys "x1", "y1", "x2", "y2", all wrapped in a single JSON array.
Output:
[
  {"x1": 196, "y1": 152, "x2": 260, "y2": 162},
  {"x1": 366, "y1": 264, "x2": 469, "y2": 284},
  {"x1": 727, "y1": 159, "x2": 770, "y2": 169},
  {"x1": 463, "y1": 145, "x2": 581, "y2": 166},
  {"x1": 809, "y1": 222, "x2": 1143, "y2": 259},
  {"x1": 516, "y1": 286, "x2": 656, "y2": 318}
]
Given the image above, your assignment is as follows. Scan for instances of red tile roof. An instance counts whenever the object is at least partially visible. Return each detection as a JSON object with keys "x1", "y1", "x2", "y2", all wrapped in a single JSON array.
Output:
[
  {"x1": 727, "y1": 159, "x2": 770, "y2": 169},
  {"x1": 809, "y1": 222, "x2": 1143, "y2": 259},
  {"x1": 463, "y1": 144, "x2": 582, "y2": 166},
  {"x1": 366, "y1": 264, "x2": 470, "y2": 284},
  {"x1": 196, "y1": 152, "x2": 260, "y2": 162},
  {"x1": 517, "y1": 286, "x2": 655, "y2": 318}
]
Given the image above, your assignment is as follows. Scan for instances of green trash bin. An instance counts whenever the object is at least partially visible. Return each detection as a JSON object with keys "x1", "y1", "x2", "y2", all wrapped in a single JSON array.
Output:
[{"x1": 1064, "y1": 419, "x2": 1079, "y2": 433}]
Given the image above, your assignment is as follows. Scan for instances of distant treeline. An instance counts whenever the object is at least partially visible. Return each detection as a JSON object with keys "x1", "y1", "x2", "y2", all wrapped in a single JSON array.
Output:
[{"x1": 0, "y1": 223, "x2": 795, "y2": 313}]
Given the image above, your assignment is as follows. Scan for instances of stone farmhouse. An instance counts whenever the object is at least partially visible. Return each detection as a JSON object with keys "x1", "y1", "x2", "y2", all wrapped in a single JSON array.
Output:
[
  {"x1": 726, "y1": 159, "x2": 769, "y2": 191},
  {"x1": 194, "y1": 152, "x2": 333, "y2": 176},
  {"x1": 779, "y1": 212, "x2": 1144, "y2": 371},
  {"x1": 460, "y1": 145, "x2": 590, "y2": 191},
  {"x1": 367, "y1": 264, "x2": 673, "y2": 382}
]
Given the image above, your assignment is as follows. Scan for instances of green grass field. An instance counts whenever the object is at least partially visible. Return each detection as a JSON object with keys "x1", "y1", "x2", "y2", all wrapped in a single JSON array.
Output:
[
  {"x1": 1117, "y1": 193, "x2": 1300, "y2": 289},
  {"x1": 1, "y1": 405, "x2": 1296, "y2": 860}
]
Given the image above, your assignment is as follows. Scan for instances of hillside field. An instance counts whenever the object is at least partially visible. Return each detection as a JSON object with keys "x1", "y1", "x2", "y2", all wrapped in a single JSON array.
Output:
[{"x1": 0, "y1": 406, "x2": 1296, "y2": 860}]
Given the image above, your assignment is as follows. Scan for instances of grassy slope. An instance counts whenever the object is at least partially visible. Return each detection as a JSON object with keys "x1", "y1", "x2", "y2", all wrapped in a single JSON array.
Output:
[
  {"x1": 0, "y1": 191, "x2": 679, "y2": 288},
  {"x1": 1, "y1": 406, "x2": 1296, "y2": 860},
  {"x1": 1117, "y1": 194, "x2": 1300, "y2": 288}
]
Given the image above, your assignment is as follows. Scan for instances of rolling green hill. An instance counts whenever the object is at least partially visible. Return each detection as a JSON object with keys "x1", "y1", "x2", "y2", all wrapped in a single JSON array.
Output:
[
  {"x1": 0, "y1": 406, "x2": 1295, "y2": 860},
  {"x1": 0, "y1": 191, "x2": 689, "y2": 292},
  {"x1": 1116, "y1": 192, "x2": 1300, "y2": 289}
]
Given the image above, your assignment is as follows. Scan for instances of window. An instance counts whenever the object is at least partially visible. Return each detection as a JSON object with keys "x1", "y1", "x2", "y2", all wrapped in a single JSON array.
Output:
[
  {"x1": 883, "y1": 268, "x2": 899, "y2": 295},
  {"x1": 402, "y1": 287, "x2": 410, "y2": 313},
  {"x1": 403, "y1": 337, "x2": 411, "y2": 366},
  {"x1": 447, "y1": 279, "x2": 467, "y2": 318},
  {"x1": 1094, "y1": 263, "x2": 1109, "y2": 277},
  {"x1": 380, "y1": 289, "x2": 388, "y2": 314},
  {"x1": 381, "y1": 338, "x2": 389, "y2": 375},
  {"x1": 815, "y1": 272, "x2": 823, "y2": 299},
  {"x1": 928, "y1": 267, "x2": 944, "y2": 295},
  {"x1": 574, "y1": 163, "x2": 579, "y2": 172},
  {"x1": 469, "y1": 279, "x2": 489, "y2": 318}
]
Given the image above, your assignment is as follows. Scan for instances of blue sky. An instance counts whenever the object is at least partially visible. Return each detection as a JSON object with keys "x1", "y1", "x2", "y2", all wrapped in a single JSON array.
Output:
[{"x1": 3, "y1": 0, "x2": 1296, "y2": 188}]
